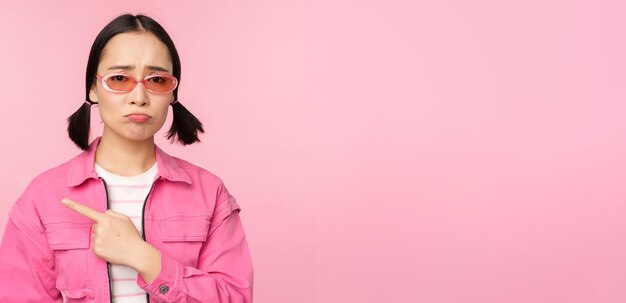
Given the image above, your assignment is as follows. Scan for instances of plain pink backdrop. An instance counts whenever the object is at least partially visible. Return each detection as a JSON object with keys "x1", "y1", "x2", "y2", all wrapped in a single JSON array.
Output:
[{"x1": 1, "y1": 1, "x2": 625, "y2": 302}]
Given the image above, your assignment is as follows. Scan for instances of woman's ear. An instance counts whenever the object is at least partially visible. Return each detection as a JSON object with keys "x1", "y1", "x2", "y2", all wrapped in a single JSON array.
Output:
[{"x1": 89, "y1": 84, "x2": 99, "y2": 102}]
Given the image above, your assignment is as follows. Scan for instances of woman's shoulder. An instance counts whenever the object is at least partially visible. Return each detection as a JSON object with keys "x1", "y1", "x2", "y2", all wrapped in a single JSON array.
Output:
[
  {"x1": 162, "y1": 155, "x2": 236, "y2": 206},
  {"x1": 166, "y1": 154, "x2": 229, "y2": 187},
  {"x1": 25, "y1": 154, "x2": 79, "y2": 188},
  {"x1": 10, "y1": 154, "x2": 81, "y2": 223}
]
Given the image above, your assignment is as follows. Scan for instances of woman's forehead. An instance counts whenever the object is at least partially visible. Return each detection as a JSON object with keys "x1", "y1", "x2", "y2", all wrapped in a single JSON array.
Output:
[{"x1": 99, "y1": 32, "x2": 172, "y2": 72}]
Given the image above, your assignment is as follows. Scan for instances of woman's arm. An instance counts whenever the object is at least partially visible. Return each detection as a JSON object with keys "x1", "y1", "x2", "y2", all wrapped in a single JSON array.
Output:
[
  {"x1": 136, "y1": 195, "x2": 254, "y2": 303},
  {"x1": 0, "y1": 183, "x2": 61, "y2": 302}
]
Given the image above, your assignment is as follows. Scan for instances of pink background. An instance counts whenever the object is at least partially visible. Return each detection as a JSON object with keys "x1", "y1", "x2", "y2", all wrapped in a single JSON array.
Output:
[{"x1": 1, "y1": 1, "x2": 625, "y2": 302}]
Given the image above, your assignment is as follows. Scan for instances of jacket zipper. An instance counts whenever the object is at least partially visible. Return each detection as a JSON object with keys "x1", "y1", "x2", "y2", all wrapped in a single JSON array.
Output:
[
  {"x1": 142, "y1": 177, "x2": 159, "y2": 303},
  {"x1": 100, "y1": 175, "x2": 160, "y2": 303},
  {"x1": 99, "y1": 177, "x2": 114, "y2": 303}
]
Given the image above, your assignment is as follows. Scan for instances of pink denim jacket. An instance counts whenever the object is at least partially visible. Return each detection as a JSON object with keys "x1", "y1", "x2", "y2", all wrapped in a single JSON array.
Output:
[{"x1": 0, "y1": 136, "x2": 254, "y2": 302}]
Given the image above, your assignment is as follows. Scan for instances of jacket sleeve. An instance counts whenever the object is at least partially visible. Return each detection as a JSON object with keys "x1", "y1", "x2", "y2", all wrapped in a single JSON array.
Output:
[
  {"x1": 136, "y1": 181, "x2": 254, "y2": 302},
  {"x1": 0, "y1": 181, "x2": 61, "y2": 302}
]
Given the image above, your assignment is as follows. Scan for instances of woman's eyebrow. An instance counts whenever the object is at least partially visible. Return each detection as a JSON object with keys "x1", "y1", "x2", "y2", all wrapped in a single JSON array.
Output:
[{"x1": 107, "y1": 65, "x2": 170, "y2": 72}]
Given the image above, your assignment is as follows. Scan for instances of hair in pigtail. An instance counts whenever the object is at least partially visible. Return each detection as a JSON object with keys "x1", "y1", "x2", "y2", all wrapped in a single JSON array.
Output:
[
  {"x1": 166, "y1": 100, "x2": 204, "y2": 145},
  {"x1": 67, "y1": 100, "x2": 95, "y2": 151}
]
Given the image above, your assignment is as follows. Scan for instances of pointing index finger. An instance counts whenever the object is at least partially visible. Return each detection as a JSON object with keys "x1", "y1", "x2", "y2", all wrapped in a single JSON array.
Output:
[{"x1": 61, "y1": 198, "x2": 105, "y2": 222}]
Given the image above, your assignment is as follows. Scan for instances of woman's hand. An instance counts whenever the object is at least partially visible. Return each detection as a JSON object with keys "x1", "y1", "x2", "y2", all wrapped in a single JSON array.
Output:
[{"x1": 60, "y1": 198, "x2": 162, "y2": 282}]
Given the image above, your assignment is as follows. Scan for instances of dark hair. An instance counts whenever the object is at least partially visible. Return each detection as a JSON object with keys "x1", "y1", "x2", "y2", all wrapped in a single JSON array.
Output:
[{"x1": 67, "y1": 14, "x2": 204, "y2": 150}]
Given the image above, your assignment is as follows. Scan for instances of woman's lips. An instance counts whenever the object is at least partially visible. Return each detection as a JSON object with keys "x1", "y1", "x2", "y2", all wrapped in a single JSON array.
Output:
[{"x1": 127, "y1": 114, "x2": 150, "y2": 122}]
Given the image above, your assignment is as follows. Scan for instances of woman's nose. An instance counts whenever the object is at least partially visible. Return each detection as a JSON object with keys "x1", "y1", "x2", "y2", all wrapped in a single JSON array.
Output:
[{"x1": 128, "y1": 81, "x2": 149, "y2": 105}]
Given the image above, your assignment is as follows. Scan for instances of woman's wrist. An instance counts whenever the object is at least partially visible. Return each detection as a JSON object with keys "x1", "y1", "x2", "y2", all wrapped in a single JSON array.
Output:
[{"x1": 131, "y1": 241, "x2": 162, "y2": 284}]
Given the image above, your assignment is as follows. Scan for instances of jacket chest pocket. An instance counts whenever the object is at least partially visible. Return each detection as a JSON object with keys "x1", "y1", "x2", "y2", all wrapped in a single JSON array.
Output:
[
  {"x1": 156, "y1": 212, "x2": 212, "y2": 267},
  {"x1": 44, "y1": 222, "x2": 95, "y2": 302}
]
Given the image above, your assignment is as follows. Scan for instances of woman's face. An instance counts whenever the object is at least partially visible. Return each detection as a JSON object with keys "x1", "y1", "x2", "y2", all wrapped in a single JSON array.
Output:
[{"x1": 89, "y1": 31, "x2": 174, "y2": 142}]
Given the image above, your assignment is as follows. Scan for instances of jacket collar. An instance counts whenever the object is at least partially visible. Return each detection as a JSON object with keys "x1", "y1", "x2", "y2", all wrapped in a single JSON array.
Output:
[{"x1": 67, "y1": 136, "x2": 192, "y2": 187}]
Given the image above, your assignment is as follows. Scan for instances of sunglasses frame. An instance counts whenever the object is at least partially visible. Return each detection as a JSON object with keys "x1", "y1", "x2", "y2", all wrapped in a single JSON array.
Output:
[{"x1": 96, "y1": 73, "x2": 178, "y2": 94}]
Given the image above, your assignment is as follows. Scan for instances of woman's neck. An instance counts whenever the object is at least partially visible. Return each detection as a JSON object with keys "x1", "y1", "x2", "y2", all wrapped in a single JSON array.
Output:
[{"x1": 95, "y1": 132, "x2": 156, "y2": 177}]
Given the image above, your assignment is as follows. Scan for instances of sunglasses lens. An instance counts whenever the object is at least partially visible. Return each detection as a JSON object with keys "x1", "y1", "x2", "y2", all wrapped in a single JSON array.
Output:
[
  {"x1": 104, "y1": 75, "x2": 135, "y2": 92},
  {"x1": 146, "y1": 75, "x2": 176, "y2": 92}
]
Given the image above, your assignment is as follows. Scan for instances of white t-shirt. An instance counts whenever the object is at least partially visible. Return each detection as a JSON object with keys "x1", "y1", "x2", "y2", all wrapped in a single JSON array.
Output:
[{"x1": 94, "y1": 161, "x2": 158, "y2": 303}]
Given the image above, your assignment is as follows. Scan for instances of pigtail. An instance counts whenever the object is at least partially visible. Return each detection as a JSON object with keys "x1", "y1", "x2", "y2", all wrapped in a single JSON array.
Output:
[
  {"x1": 166, "y1": 100, "x2": 204, "y2": 145},
  {"x1": 67, "y1": 100, "x2": 95, "y2": 151}
]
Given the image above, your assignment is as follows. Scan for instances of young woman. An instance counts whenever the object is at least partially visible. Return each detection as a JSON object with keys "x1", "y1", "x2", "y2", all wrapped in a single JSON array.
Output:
[{"x1": 0, "y1": 14, "x2": 253, "y2": 302}]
